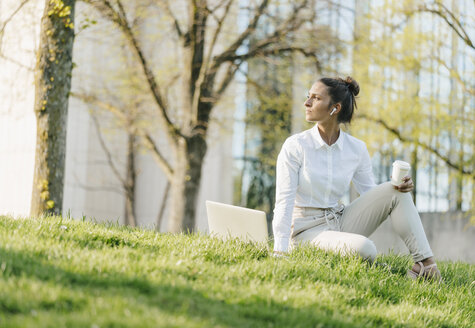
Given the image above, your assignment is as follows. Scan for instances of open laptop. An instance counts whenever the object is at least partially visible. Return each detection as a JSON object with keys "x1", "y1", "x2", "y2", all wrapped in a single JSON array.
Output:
[{"x1": 205, "y1": 200, "x2": 268, "y2": 243}]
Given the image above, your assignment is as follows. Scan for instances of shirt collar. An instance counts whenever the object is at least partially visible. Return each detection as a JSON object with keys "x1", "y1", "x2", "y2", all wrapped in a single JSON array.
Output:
[{"x1": 312, "y1": 123, "x2": 344, "y2": 150}]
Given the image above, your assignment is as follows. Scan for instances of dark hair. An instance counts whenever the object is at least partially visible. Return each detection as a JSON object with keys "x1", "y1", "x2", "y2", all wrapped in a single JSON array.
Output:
[{"x1": 318, "y1": 76, "x2": 359, "y2": 123}]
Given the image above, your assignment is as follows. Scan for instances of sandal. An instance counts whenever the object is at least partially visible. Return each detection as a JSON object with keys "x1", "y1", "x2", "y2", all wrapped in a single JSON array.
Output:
[{"x1": 407, "y1": 261, "x2": 442, "y2": 282}]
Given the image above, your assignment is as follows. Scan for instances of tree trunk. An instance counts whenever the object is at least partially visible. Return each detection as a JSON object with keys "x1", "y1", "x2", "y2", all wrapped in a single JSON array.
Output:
[
  {"x1": 411, "y1": 145, "x2": 418, "y2": 206},
  {"x1": 124, "y1": 133, "x2": 137, "y2": 226},
  {"x1": 31, "y1": 0, "x2": 76, "y2": 217},
  {"x1": 156, "y1": 181, "x2": 170, "y2": 231},
  {"x1": 168, "y1": 134, "x2": 207, "y2": 233}
]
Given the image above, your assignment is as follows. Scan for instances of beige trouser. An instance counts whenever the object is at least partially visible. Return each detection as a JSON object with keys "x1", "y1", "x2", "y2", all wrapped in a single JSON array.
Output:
[{"x1": 291, "y1": 182, "x2": 434, "y2": 262}]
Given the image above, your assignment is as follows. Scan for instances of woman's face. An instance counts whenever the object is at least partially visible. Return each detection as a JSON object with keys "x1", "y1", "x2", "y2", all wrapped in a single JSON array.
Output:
[{"x1": 304, "y1": 82, "x2": 334, "y2": 122}]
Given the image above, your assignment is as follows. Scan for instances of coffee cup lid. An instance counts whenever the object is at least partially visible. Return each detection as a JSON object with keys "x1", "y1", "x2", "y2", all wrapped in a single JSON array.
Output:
[{"x1": 393, "y1": 160, "x2": 410, "y2": 169}]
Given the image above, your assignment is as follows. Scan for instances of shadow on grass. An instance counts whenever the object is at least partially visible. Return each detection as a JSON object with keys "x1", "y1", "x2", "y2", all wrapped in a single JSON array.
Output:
[{"x1": 0, "y1": 246, "x2": 416, "y2": 328}]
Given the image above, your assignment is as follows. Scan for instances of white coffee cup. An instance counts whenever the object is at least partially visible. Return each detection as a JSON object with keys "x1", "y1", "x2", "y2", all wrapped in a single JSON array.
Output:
[{"x1": 391, "y1": 160, "x2": 411, "y2": 186}]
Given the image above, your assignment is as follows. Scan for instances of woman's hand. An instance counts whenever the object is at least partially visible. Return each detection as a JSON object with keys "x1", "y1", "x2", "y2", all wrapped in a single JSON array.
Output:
[{"x1": 394, "y1": 176, "x2": 414, "y2": 193}]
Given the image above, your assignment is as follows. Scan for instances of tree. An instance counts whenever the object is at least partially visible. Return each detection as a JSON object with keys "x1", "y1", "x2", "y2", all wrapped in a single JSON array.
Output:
[
  {"x1": 80, "y1": 0, "x2": 330, "y2": 232},
  {"x1": 90, "y1": 111, "x2": 139, "y2": 227},
  {"x1": 238, "y1": 55, "x2": 293, "y2": 226},
  {"x1": 240, "y1": 2, "x2": 351, "y2": 220},
  {"x1": 351, "y1": 0, "x2": 474, "y2": 213},
  {"x1": 70, "y1": 15, "x2": 175, "y2": 228},
  {"x1": 30, "y1": 0, "x2": 76, "y2": 217},
  {"x1": 414, "y1": 0, "x2": 474, "y2": 51}
]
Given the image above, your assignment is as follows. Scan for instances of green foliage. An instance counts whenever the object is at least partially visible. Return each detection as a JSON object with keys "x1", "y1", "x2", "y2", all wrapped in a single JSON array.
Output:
[
  {"x1": 0, "y1": 215, "x2": 473, "y2": 327},
  {"x1": 47, "y1": 0, "x2": 74, "y2": 29},
  {"x1": 240, "y1": 54, "x2": 293, "y2": 217},
  {"x1": 351, "y1": 0, "x2": 474, "y2": 211}
]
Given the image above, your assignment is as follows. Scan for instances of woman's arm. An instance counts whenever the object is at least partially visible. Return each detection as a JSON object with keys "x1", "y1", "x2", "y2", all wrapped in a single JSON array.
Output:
[
  {"x1": 353, "y1": 143, "x2": 414, "y2": 194},
  {"x1": 272, "y1": 138, "x2": 301, "y2": 253},
  {"x1": 352, "y1": 143, "x2": 376, "y2": 195}
]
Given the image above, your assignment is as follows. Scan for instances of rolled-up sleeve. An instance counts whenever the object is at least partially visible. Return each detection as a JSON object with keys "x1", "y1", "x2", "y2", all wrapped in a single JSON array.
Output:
[
  {"x1": 272, "y1": 137, "x2": 301, "y2": 253},
  {"x1": 352, "y1": 143, "x2": 376, "y2": 195}
]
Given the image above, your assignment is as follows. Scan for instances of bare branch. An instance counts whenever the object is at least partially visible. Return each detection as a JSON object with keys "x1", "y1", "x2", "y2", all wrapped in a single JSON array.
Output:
[
  {"x1": 115, "y1": 0, "x2": 181, "y2": 133},
  {"x1": 0, "y1": 53, "x2": 34, "y2": 71},
  {"x1": 234, "y1": 45, "x2": 322, "y2": 73},
  {"x1": 197, "y1": 0, "x2": 316, "y2": 131},
  {"x1": 214, "y1": 0, "x2": 312, "y2": 67},
  {"x1": 82, "y1": 0, "x2": 185, "y2": 140},
  {"x1": 319, "y1": 0, "x2": 355, "y2": 14},
  {"x1": 211, "y1": 0, "x2": 270, "y2": 70},
  {"x1": 357, "y1": 113, "x2": 473, "y2": 176},
  {"x1": 90, "y1": 113, "x2": 127, "y2": 186},
  {"x1": 72, "y1": 177, "x2": 124, "y2": 195},
  {"x1": 415, "y1": 2, "x2": 474, "y2": 50},
  {"x1": 163, "y1": 73, "x2": 181, "y2": 100},
  {"x1": 71, "y1": 92, "x2": 175, "y2": 180},
  {"x1": 430, "y1": 55, "x2": 475, "y2": 96},
  {"x1": 222, "y1": 43, "x2": 322, "y2": 74},
  {"x1": 214, "y1": 61, "x2": 243, "y2": 102},
  {"x1": 207, "y1": 0, "x2": 232, "y2": 13},
  {"x1": 191, "y1": 0, "x2": 234, "y2": 125},
  {"x1": 162, "y1": 0, "x2": 185, "y2": 40},
  {"x1": 206, "y1": 0, "x2": 233, "y2": 61},
  {"x1": 275, "y1": 0, "x2": 314, "y2": 34},
  {"x1": 0, "y1": 0, "x2": 31, "y2": 37},
  {"x1": 142, "y1": 134, "x2": 174, "y2": 180},
  {"x1": 76, "y1": 185, "x2": 125, "y2": 195},
  {"x1": 71, "y1": 92, "x2": 128, "y2": 121},
  {"x1": 156, "y1": 181, "x2": 170, "y2": 231},
  {"x1": 187, "y1": 0, "x2": 209, "y2": 123},
  {"x1": 433, "y1": 1, "x2": 473, "y2": 49}
]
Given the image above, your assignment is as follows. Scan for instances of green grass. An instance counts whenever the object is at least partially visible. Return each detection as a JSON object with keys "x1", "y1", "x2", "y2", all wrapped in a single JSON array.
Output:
[{"x1": 0, "y1": 215, "x2": 473, "y2": 327}]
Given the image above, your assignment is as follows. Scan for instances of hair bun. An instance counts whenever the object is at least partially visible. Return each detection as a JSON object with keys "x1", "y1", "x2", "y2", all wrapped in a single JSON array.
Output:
[{"x1": 344, "y1": 76, "x2": 360, "y2": 96}]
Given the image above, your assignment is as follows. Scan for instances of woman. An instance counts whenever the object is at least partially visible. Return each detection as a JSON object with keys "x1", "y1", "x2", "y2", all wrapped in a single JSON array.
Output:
[{"x1": 272, "y1": 76, "x2": 441, "y2": 280}]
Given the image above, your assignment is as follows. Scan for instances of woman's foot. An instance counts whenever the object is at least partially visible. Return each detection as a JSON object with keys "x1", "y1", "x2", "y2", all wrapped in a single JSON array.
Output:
[{"x1": 407, "y1": 257, "x2": 442, "y2": 282}]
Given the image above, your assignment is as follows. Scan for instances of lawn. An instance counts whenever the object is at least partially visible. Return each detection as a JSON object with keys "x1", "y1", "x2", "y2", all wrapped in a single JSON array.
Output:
[{"x1": 0, "y1": 215, "x2": 473, "y2": 327}]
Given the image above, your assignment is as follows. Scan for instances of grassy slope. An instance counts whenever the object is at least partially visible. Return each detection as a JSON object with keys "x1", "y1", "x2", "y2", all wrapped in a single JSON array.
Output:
[{"x1": 0, "y1": 215, "x2": 473, "y2": 328}]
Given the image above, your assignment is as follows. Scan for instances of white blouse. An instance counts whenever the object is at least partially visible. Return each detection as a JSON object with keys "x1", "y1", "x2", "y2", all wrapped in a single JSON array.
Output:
[{"x1": 272, "y1": 124, "x2": 376, "y2": 252}]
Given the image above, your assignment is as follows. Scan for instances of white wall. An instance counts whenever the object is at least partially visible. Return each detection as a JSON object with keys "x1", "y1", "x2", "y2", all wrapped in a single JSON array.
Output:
[{"x1": 0, "y1": 0, "x2": 43, "y2": 217}]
